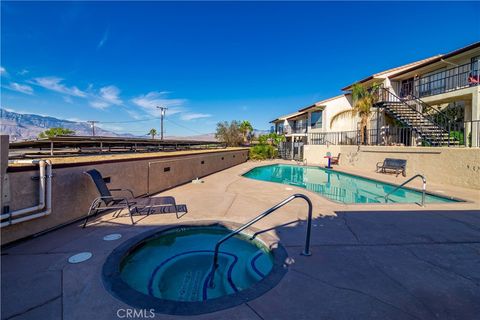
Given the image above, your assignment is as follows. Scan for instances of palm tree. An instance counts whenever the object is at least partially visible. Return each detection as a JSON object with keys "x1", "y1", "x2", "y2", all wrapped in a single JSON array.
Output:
[
  {"x1": 239, "y1": 120, "x2": 253, "y2": 144},
  {"x1": 329, "y1": 82, "x2": 380, "y2": 144},
  {"x1": 148, "y1": 128, "x2": 157, "y2": 139}
]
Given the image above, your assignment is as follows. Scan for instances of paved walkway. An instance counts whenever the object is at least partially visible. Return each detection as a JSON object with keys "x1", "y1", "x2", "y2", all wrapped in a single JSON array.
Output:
[{"x1": 2, "y1": 161, "x2": 480, "y2": 319}]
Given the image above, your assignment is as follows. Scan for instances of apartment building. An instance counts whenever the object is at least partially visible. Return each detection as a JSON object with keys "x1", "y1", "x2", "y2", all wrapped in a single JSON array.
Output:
[{"x1": 272, "y1": 42, "x2": 480, "y2": 159}]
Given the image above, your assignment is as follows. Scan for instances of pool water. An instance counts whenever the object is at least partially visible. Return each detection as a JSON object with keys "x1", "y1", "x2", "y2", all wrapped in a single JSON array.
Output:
[
  {"x1": 120, "y1": 226, "x2": 273, "y2": 302},
  {"x1": 243, "y1": 164, "x2": 458, "y2": 204}
]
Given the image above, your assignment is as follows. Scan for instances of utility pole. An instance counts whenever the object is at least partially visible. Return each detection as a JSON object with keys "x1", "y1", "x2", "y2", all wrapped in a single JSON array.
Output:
[
  {"x1": 156, "y1": 106, "x2": 167, "y2": 140},
  {"x1": 87, "y1": 121, "x2": 99, "y2": 137}
]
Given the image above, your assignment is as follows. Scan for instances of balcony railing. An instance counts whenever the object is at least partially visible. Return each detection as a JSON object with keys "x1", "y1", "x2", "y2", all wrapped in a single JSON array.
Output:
[
  {"x1": 310, "y1": 128, "x2": 413, "y2": 146},
  {"x1": 281, "y1": 124, "x2": 307, "y2": 134},
  {"x1": 401, "y1": 60, "x2": 479, "y2": 99},
  {"x1": 308, "y1": 120, "x2": 480, "y2": 147}
]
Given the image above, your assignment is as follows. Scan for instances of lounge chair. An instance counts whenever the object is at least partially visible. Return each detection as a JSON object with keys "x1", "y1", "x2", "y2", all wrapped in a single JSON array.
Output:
[
  {"x1": 376, "y1": 158, "x2": 407, "y2": 177},
  {"x1": 83, "y1": 169, "x2": 187, "y2": 228},
  {"x1": 330, "y1": 153, "x2": 341, "y2": 165}
]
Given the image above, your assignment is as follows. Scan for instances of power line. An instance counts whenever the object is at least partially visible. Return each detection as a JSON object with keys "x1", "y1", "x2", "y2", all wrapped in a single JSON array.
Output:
[
  {"x1": 97, "y1": 117, "x2": 160, "y2": 124},
  {"x1": 165, "y1": 118, "x2": 209, "y2": 135}
]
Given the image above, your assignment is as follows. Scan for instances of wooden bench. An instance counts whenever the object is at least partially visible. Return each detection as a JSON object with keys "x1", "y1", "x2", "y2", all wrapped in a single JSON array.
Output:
[{"x1": 376, "y1": 158, "x2": 407, "y2": 177}]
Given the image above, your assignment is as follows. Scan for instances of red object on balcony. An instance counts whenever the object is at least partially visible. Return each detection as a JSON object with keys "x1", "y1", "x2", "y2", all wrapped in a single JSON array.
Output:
[{"x1": 468, "y1": 73, "x2": 480, "y2": 84}]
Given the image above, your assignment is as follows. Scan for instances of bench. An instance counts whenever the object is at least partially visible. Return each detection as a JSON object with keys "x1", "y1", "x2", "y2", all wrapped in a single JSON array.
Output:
[{"x1": 376, "y1": 158, "x2": 407, "y2": 177}]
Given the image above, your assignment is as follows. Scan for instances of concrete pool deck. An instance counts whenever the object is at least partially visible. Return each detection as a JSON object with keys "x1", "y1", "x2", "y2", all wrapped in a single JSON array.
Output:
[{"x1": 1, "y1": 160, "x2": 480, "y2": 319}]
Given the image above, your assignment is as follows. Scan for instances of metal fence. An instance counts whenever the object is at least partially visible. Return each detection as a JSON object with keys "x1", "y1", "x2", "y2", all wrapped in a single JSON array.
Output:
[
  {"x1": 309, "y1": 127, "x2": 413, "y2": 146},
  {"x1": 279, "y1": 141, "x2": 304, "y2": 160},
  {"x1": 413, "y1": 60, "x2": 479, "y2": 98},
  {"x1": 308, "y1": 120, "x2": 480, "y2": 147}
]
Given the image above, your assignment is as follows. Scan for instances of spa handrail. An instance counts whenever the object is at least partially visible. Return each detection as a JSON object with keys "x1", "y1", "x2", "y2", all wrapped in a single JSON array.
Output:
[
  {"x1": 384, "y1": 174, "x2": 427, "y2": 206},
  {"x1": 209, "y1": 194, "x2": 313, "y2": 288}
]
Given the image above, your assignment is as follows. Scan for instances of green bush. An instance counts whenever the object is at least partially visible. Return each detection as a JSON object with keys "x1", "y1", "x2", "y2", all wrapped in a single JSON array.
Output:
[
  {"x1": 449, "y1": 130, "x2": 464, "y2": 145},
  {"x1": 249, "y1": 144, "x2": 278, "y2": 160}
]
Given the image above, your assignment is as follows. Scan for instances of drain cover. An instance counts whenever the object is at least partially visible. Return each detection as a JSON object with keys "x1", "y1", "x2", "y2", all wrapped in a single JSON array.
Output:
[
  {"x1": 68, "y1": 252, "x2": 92, "y2": 264},
  {"x1": 103, "y1": 233, "x2": 122, "y2": 241}
]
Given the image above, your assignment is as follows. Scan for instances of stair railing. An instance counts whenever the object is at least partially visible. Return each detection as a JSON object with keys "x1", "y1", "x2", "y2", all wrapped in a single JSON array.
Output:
[
  {"x1": 378, "y1": 87, "x2": 456, "y2": 146},
  {"x1": 208, "y1": 194, "x2": 313, "y2": 288},
  {"x1": 384, "y1": 174, "x2": 426, "y2": 206}
]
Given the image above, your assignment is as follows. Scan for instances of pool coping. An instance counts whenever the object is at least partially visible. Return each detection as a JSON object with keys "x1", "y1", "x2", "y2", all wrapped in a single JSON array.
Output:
[
  {"x1": 102, "y1": 220, "x2": 289, "y2": 315},
  {"x1": 240, "y1": 163, "x2": 466, "y2": 205}
]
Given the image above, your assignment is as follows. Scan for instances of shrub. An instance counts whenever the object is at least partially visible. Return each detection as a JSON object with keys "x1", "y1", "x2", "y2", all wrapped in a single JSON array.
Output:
[
  {"x1": 215, "y1": 121, "x2": 243, "y2": 147},
  {"x1": 38, "y1": 127, "x2": 75, "y2": 139},
  {"x1": 449, "y1": 130, "x2": 464, "y2": 145},
  {"x1": 249, "y1": 144, "x2": 278, "y2": 160}
]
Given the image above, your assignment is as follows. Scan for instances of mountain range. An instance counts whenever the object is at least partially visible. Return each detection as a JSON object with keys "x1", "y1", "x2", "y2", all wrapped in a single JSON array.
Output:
[
  {"x1": 0, "y1": 108, "x2": 269, "y2": 142},
  {"x1": 0, "y1": 108, "x2": 134, "y2": 141}
]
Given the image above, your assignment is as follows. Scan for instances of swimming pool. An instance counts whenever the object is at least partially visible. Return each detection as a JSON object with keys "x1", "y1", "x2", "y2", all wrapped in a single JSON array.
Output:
[
  {"x1": 121, "y1": 226, "x2": 273, "y2": 301},
  {"x1": 103, "y1": 223, "x2": 287, "y2": 315},
  {"x1": 243, "y1": 164, "x2": 459, "y2": 204}
]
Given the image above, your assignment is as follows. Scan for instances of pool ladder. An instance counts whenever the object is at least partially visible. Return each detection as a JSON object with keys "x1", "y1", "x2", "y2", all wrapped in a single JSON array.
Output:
[
  {"x1": 209, "y1": 194, "x2": 313, "y2": 288},
  {"x1": 384, "y1": 174, "x2": 427, "y2": 207}
]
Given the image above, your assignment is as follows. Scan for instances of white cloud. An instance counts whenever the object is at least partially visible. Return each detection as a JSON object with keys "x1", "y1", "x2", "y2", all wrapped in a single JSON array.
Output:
[
  {"x1": 63, "y1": 96, "x2": 73, "y2": 104},
  {"x1": 97, "y1": 29, "x2": 109, "y2": 49},
  {"x1": 0, "y1": 66, "x2": 7, "y2": 76},
  {"x1": 124, "y1": 109, "x2": 144, "y2": 120},
  {"x1": 131, "y1": 91, "x2": 186, "y2": 116},
  {"x1": 180, "y1": 113, "x2": 212, "y2": 121},
  {"x1": 89, "y1": 85, "x2": 122, "y2": 109},
  {"x1": 31, "y1": 77, "x2": 86, "y2": 97},
  {"x1": 30, "y1": 77, "x2": 123, "y2": 110},
  {"x1": 18, "y1": 69, "x2": 29, "y2": 76},
  {"x1": 89, "y1": 100, "x2": 110, "y2": 109},
  {"x1": 5, "y1": 82, "x2": 34, "y2": 95},
  {"x1": 99, "y1": 85, "x2": 122, "y2": 105}
]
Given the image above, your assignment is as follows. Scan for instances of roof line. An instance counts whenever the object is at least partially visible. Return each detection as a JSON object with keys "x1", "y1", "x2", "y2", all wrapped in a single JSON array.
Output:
[
  {"x1": 298, "y1": 94, "x2": 346, "y2": 112},
  {"x1": 388, "y1": 41, "x2": 480, "y2": 78},
  {"x1": 340, "y1": 53, "x2": 446, "y2": 91}
]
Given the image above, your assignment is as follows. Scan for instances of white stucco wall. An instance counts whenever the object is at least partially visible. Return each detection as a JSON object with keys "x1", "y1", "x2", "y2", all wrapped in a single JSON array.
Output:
[{"x1": 307, "y1": 95, "x2": 358, "y2": 133}]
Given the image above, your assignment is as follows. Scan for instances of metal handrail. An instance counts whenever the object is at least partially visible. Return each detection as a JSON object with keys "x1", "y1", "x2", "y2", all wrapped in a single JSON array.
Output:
[
  {"x1": 384, "y1": 174, "x2": 427, "y2": 206},
  {"x1": 209, "y1": 194, "x2": 313, "y2": 288}
]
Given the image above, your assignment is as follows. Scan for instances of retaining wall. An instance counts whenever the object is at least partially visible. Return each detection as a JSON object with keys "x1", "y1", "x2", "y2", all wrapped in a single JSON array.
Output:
[
  {"x1": 2, "y1": 148, "x2": 249, "y2": 245},
  {"x1": 303, "y1": 145, "x2": 480, "y2": 190}
]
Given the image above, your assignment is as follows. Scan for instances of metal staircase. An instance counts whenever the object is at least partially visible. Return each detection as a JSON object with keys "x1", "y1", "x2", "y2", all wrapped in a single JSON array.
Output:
[{"x1": 377, "y1": 87, "x2": 460, "y2": 146}]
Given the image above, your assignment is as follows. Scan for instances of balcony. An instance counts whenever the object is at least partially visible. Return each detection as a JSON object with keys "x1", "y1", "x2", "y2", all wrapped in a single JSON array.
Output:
[
  {"x1": 284, "y1": 123, "x2": 307, "y2": 134},
  {"x1": 400, "y1": 61, "x2": 479, "y2": 99}
]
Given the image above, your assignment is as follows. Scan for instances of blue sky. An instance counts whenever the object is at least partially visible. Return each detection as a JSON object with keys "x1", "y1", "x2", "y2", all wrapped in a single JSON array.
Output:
[{"x1": 1, "y1": 1, "x2": 479, "y2": 136}]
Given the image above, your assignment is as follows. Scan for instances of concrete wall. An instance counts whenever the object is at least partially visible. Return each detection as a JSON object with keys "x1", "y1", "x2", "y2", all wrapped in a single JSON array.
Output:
[
  {"x1": 2, "y1": 149, "x2": 249, "y2": 245},
  {"x1": 303, "y1": 145, "x2": 480, "y2": 189}
]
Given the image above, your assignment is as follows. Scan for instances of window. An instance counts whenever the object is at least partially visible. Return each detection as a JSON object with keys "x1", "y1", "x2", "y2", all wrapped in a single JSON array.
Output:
[
  {"x1": 471, "y1": 56, "x2": 479, "y2": 77},
  {"x1": 310, "y1": 111, "x2": 323, "y2": 129},
  {"x1": 276, "y1": 123, "x2": 284, "y2": 134},
  {"x1": 418, "y1": 68, "x2": 446, "y2": 97}
]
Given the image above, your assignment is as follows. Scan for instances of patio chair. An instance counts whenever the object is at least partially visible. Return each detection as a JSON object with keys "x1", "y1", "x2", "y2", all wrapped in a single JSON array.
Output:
[
  {"x1": 83, "y1": 169, "x2": 187, "y2": 228},
  {"x1": 468, "y1": 73, "x2": 479, "y2": 84},
  {"x1": 330, "y1": 153, "x2": 341, "y2": 165}
]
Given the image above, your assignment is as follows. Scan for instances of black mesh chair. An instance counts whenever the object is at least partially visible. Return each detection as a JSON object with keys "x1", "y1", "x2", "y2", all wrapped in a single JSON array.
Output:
[{"x1": 83, "y1": 169, "x2": 187, "y2": 228}]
